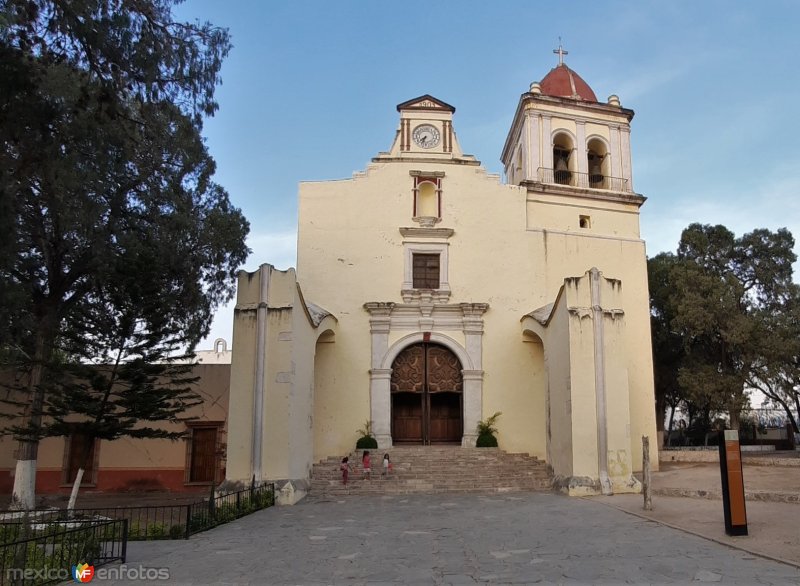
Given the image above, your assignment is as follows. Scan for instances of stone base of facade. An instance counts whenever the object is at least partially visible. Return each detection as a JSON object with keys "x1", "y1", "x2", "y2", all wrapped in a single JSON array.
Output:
[
  {"x1": 275, "y1": 479, "x2": 310, "y2": 506},
  {"x1": 553, "y1": 474, "x2": 642, "y2": 497}
]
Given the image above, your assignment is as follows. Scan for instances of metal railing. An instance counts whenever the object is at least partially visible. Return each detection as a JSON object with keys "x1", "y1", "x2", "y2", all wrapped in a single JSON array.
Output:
[
  {"x1": 0, "y1": 481, "x2": 275, "y2": 544},
  {"x1": 0, "y1": 518, "x2": 127, "y2": 585},
  {"x1": 537, "y1": 167, "x2": 629, "y2": 192},
  {"x1": 186, "y1": 481, "x2": 276, "y2": 533},
  {"x1": 9, "y1": 505, "x2": 193, "y2": 541}
]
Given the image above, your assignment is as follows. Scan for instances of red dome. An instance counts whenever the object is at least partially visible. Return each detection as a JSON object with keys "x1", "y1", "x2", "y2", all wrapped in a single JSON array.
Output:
[{"x1": 539, "y1": 64, "x2": 597, "y2": 102}]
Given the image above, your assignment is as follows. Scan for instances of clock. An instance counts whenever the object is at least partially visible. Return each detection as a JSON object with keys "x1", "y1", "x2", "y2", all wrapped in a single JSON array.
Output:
[{"x1": 412, "y1": 124, "x2": 441, "y2": 149}]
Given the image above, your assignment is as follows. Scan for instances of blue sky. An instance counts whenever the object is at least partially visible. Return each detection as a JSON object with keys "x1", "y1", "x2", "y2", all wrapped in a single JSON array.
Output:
[{"x1": 176, "y1": 1, "x2": 800, "y2": 348}]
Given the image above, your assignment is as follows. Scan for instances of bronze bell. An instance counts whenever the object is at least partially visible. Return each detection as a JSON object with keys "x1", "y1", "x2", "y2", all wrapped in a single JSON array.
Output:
[
  {"x1": 589, "y1": 163, "x2": 604, "y2": 186},
  {"x1": 554, "y1": 156, "x2": 571, "y2": 184}
]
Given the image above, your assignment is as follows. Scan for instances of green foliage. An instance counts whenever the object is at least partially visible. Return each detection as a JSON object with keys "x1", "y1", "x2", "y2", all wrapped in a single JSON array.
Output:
[
  {"x1": 355, "y1": 419, "x2": 377, "y2": 448},
  {"x1": 476, "y1": 433, "x2": 498, "y2": 448},
  {"x1": 356, "y1": 435, "x2": 378, "y2": 449},
  {"x1": 253, "y1": 490, "x2": 275, "y2": 508},
  {"x1": 145, "y1": 522, "x2": 168, "y2": 539},
  {"x1": 648, "y1": 223, "x2": 799, "y2": 432},
  {"x1": 475, "y1": 412, "x2": 501, "y2": 447},
  {"x1": 0, "y1": 0, "x2": 249, "y2": 502},
  {"x1": 186, "y1": 487, "x2": 275, "y2": 535},
  {"x1": 356, "y1": 420, "x2": 373, "y2": 438},
  {"x1": 476, "y1": 412, "x2": 502, "y2": 436},
  {"x1": 0, "y1": 523, "x2": 104, "y2": 575},
  {"x1": 188, "y1": 513, "x2": 210, "y2": 533}
]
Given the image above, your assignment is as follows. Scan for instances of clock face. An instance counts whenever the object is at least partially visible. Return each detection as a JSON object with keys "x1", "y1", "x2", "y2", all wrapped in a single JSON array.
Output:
[{"x1": 412, "y1": 124, "x2": 441, "y2": 149}]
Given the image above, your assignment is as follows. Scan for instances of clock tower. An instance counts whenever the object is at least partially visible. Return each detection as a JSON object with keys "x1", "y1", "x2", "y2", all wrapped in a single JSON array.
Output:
[{"x1": 377, "y1": 94, "x2": 471, "y2": 162}]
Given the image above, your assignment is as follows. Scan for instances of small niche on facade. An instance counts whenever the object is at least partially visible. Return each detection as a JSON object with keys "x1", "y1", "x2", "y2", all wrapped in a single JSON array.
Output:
[
  {"x1": 412, "y1": 175, "x2": 442, "y2": 227},
  {"x1": 579, "y1": 215, "x2": 591, "y2": 229}
]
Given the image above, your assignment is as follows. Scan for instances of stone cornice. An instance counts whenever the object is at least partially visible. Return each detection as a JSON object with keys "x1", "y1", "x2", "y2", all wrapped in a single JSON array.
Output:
[
  {"x1": 460, "y1": 303, "x2": 489, "y2": 317},
  {"x1": 410, "y1": 170, "x2": 446, "y2": 178},
  {"x1": 520, "y1": 180, "x2": 646, "y2": 206},
  {"x1": 364, "y1": 302, "x2": 396, "y2": 316},
  {"x1": 362, "y1": 301, "x2": 490, "y2": 333},
  {"x1": 400, "y1": 227, "x2": 454, "y2": 239},
  {"x1": 371, "y1": 155, "x2": 481, "y2": 166}
]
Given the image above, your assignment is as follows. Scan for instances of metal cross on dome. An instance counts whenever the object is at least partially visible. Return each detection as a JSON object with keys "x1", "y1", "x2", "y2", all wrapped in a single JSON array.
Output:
[{"x1": 553, "y1": 39, "x2": 568, "y2": 66}]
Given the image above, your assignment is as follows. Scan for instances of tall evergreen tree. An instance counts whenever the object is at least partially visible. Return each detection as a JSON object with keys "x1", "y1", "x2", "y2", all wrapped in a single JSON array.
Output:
[{"x1": 0, "y1": 1, "x2": 249, "y2": 508}]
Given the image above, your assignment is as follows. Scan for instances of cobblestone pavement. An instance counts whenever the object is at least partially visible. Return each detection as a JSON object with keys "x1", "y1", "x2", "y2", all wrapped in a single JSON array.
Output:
[{"x1": 103, "y1": 493, "x2": 800, "y2": 585}]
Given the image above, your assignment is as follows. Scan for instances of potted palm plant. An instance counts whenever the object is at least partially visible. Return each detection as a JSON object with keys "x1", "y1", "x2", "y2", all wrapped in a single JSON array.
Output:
[
  {"x1": 355, "y1": 419, "x2": 378, "y2": 449},
  {"x1": 476, "y1": 411, "x2": 502, "y2": 447}
]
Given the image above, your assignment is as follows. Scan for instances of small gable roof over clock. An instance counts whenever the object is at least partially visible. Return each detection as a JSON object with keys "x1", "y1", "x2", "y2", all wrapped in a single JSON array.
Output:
[{"x1": 396, "y1": 94, "x2": 456, "y2": 113}]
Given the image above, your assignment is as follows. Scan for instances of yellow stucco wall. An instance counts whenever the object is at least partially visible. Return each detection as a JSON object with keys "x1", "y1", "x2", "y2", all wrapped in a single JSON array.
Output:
[
  {"x1": 228, "y1": 94, "x2": 658, "y2": 490},
  {"x1": 297, "y1": 150, "x2": 656, "y2": 469}
]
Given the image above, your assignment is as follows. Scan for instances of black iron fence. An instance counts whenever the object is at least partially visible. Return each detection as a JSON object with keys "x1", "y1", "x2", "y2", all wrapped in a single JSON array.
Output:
[
  {"x1": 186, "y1": 481, "x2": 276, "y2": 534},
  {"x1": 0, "y1": 483, "x2": 274, "y2": 584},
  {"x1": 0, "y1": 518, "x2": 127, "y2": 585},
  {"x1": 0, "y1": 481, "x2": 275, "y2": 544}
]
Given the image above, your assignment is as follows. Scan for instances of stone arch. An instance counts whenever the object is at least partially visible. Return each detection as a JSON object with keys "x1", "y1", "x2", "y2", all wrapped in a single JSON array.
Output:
[
  {"x1": 389, "y1": 342, "x2": 464, "y2": 444},
  {"x1": 551, "y1": 130, "x2": 576, "y2": 185},
  {"x1": 372, "y1": 332, "x2": 481, "y2": 448},
  {"x1": 381, "y1": 332, "x2": 474, "y2": 371},
  {"x1": 586, "y1": 135, "x2": 611, "y2": 189}
]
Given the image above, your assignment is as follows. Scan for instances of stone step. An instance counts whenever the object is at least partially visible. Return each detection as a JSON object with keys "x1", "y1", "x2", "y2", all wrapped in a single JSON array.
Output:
[{"x1": 309, "y1": 446, "x2": 553, "y2": 498}]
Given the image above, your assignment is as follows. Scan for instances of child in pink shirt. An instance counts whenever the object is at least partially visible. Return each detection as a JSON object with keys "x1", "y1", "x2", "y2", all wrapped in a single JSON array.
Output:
[{"x1": 362, "y1": 451, "x2": 371, "y2": 480}]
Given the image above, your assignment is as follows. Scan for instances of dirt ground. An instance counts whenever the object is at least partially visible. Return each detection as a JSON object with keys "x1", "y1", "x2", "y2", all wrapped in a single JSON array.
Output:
[{"x1": 0, "y1": 489, "x2": 208, "y2": 510}]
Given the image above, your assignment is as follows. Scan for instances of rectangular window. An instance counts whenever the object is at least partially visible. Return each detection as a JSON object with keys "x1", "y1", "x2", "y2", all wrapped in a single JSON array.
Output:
[
  {"x1": 412, "y1": 253, "x2": 440, "y2": 289},
  {"x1": 188, "y1": 426, "x2": 218, "y2": 483}
]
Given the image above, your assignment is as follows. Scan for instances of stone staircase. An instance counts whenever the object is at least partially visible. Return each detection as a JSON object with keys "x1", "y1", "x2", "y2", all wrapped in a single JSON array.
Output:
[{"x1": 309, "y1": 446, "x2": 553, "y2": 498}]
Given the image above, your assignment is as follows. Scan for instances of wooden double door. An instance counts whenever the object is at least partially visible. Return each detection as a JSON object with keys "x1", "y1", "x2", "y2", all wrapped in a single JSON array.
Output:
[{"x1": 390, "y1": 342, "x2": 463, "y2": 444}]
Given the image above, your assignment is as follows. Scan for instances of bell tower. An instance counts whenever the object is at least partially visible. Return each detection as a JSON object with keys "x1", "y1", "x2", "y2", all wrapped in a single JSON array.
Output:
[{"x1": 501, "y1": 46, "x2": 638, "y2": 198}]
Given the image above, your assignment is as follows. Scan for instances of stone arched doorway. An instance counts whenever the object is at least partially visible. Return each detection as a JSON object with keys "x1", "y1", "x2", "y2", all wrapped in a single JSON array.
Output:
[{"x1": 390, "y1": 342, "x2": 463, "y2": 444}]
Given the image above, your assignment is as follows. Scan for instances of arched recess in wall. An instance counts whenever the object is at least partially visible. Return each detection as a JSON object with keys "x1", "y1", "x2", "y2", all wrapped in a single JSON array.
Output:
[
  {"x1": 312, "y1": 327, "x2": 337, "y2": 462},
  {"x1": 586, "y1": 136, "x2": 611, "y2": 189},
  {"x1": 416, "y1": 181, "x2": 438, "y2": 217},
  {"x1": 519, "y1": 330, "x2": 547, "y2": 460},
  {"x1": 552, "y1": 131, "x2": 575, "y2": 186},
  {"x1": 413, "y1": 175, "x2": 443, "y2": 223}
]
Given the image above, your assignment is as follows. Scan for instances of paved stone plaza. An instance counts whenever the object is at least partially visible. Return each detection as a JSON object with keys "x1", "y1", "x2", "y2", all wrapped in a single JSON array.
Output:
[{"x1": 103, "y1": 493, "x2": 800, "y2": 585}]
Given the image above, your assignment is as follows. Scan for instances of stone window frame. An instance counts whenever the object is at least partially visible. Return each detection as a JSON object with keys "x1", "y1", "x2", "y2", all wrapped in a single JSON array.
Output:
[{"x1": 402, "y1": 241, "x2": 450, "y2": 302}]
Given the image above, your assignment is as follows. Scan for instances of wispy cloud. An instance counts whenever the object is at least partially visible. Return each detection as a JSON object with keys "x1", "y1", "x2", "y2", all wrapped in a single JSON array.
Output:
[{"x1": 613, "y1": 64, "x2": 692, "y2": 102}]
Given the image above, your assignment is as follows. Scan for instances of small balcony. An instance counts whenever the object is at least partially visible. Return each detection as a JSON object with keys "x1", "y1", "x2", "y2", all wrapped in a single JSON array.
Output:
[{"x1": 537, "y1": 167, "x2": 629, "y2": 193}]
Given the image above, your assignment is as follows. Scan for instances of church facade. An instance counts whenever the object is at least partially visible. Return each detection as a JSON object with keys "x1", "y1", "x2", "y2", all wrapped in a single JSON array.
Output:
[{"x1": 226, "y1": 58, "x2": 658, "y2": 501}]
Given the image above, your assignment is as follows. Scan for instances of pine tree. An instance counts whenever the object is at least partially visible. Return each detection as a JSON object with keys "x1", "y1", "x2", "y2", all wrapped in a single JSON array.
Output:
[{"x1": 0, "y1": 1, "x2": 248, "y2": 508}]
